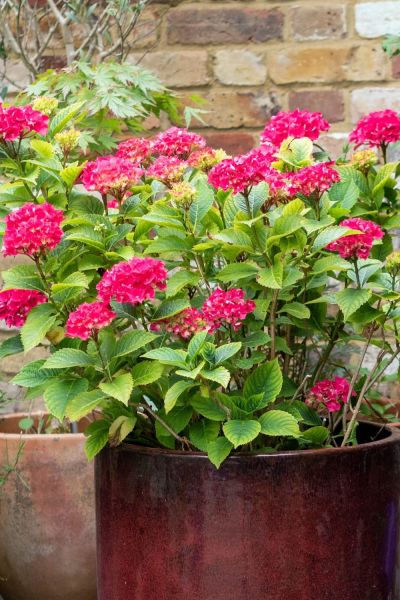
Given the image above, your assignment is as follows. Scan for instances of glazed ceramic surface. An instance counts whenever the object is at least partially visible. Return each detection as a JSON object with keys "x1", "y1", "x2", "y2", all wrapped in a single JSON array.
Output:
[
  {"x1": 0, "y1": 413, "x2": 97, "y2": 600},
  {"x1": 96, "y1": 423, "x2": 400, "y2": 600}
]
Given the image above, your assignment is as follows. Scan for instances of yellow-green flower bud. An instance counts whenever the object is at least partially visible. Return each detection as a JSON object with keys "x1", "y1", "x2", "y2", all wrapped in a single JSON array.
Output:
[
  {"x1": 170, "y1": 182, "x2": 196, "y2": 207},
  {"x1": 386, "y1": 251, "x2": 400, "y2": 273},
  {"x1": 55, "y1": 128, "x2": 80, "y2": 153},
  {"x1": 350, "y1": 149, "x2": 378, "y2": 170},
  {"x1": 32, "y1": 96, "x2": 59, "y2": 116}
]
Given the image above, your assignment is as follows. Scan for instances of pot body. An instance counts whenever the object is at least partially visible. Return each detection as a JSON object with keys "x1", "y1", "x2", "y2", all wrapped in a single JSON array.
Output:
[
  {"x1": 0, "y1": 413, "x2": 97, "y2": 600},
  {"x1": 96, "y1": 423, "x2": 400, "y2": 600}
]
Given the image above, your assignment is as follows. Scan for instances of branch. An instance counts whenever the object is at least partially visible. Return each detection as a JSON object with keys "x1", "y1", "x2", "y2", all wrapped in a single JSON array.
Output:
[{"x1": 46, "y1": 0, "x2": 75, "y2": 65}]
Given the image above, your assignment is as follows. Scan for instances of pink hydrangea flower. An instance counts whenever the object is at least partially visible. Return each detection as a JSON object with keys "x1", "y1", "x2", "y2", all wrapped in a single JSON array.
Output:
[
  {"x1": 3, "y1": 202, "x2": 64, "y2": 257},
  {"x1": 97, "y1": 257, "x2": 167, "y2": 305},
  {"x1": 289, "y1": 162, "x2": 340, "y2": 198},
  {"x1": 116, "y1": 137, "x2": 153, "y2": 164},
  {"x1": 81, "y1": 156, "x2": 143, "y2": 197},
  {"x1": 65, "y1": 301, "x2": 116, "y2": 340},
  {"x1": 152, "y1": 127, "x2": 206, "y2": 158},
  {"x1": 326, "y1": 217, "x2": 384, "y2": 260},
  {"x1": 146, "y1": 156, "x2": 187, "y2": 186},
  {"x1": 150, "y1": 307, "x2": 207, "y2": 339},
  {"x1": 0, "y1": 104, "x2": 49, "y2": 141},
  {"x1": 349, "y1": 110, "x2": 400, "y2": 148},
  {"x1": 208, "y1": 146, "x2": 276, "y2": 194},
  {"x1": 306, "y1": 377, "x2": 353, "y2": 413},
  {"x1": 202, "y1": 288, "x2": 255, "y2": 332},
  {"x1": 0, "y1": 289, "x2": 47, "y2": 327},
  {"x1": 261, "y1": 109, "x2": 330, "y2": 147}
]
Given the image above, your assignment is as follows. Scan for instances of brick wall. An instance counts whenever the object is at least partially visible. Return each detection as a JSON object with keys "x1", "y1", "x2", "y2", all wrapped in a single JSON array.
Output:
[{"x1": 130, "y1": 0, "x2": 400, "y2": 156}]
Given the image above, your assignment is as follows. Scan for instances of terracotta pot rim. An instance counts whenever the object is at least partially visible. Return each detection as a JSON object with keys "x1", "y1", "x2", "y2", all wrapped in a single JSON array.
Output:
[
  {"x1": 0, "y1": 412, "x2": 85, "y2": 440},
  {"x1": 116, "y1": 422, "x2": 400, "y2": 461}
]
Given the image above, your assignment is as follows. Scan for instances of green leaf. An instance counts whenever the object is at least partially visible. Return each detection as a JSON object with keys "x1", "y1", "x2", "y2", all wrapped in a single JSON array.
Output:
[
  {"x1": 131, "y1": 361, "x2": 164, "y2": 386},
  {"x1": 84, "y1": 420, "x2": 109, "y2": 460},
  {"x1": 21, "y1": 303, "x2": 57, "y2": 352},
  {"x1": 2, "y1": 265, "x2": 44, "y2": 292},
  {"x1": 99, "y1": 373, "x2": 133, "y2": 406},
  {"x1": 109, "y1": 415, "x2": 137, "y2": 446},
  {"x1": 188, "y1": 331, "x2": 208, "y2": 360},
  {"x1": 19, "y1": 417, "x2": 34, "y2": 431},
  {"x1": 214, "y1": 342, "x2": 242, "y2": 365},
  {"x1": 155, "y1": 406, "x2": 193, "y2": 448},
  {"x1": 66, "y1": 389, "x2": 106, "y2": 421},
  {"x1": 114, "y1": 330, "x2": 158, "y2": 358},
  {"x1": 312, "y1": 226, "x2": 352, "y2": 250},
  {"x1": 189, "y1": 180, "x2": 214, "y2": 228},
  {"x1": 243, "y1": 359, "x2": 283, "y2": 406},
  {"x1": 31, "y1": 139, "x2": 54, "y2": 158},
  {"x1": 152, "y1": 299, "x2": 190, "y2": 321},
  {"x1": 301, "y1": 426, "x2": 329, "y2": 445},
  {"x1": 207, "y1": 437, "x2": 233, "y2": 468},
  {"x1": 201, "y1": 366, "x2": 230, "y2": 387},
  {"x1": 191, "y1": 396, "x2": 227, "y2": 421},
  {"x1": 49, "y1": 101, "x2": 84, "y2": 135},
  {"x1": 60, "y1": 164, "x2": 84, "y2": 188},
  {"x1": 312, "y1": 255, "x2": 351, "y2": 274},
  {"x1": 142, "y1": 347, "x2": 187, "y2": 368},
  {"x1": 223, "y1": 419, "x2": 261, "y2": 448},
  {"x1": 166, "y1": 270, "x2": 200, "y2": 298},
  {"x1": 12, "y1": 360, "x2": 58, "y2": 387},
  {"x1": 189, "y1": 420, "x2": 220, "y2": 451},
  {"x1": 43, "y1": 348, "x2": 96, "y2": 369},
  {"x1": 0, "y1": 335, "x2": 24, "y2": 359},
  {"x1": 278, "y1": 400, "x2": 321, "y2": 426},
  {"x1": 216, "y1": 262, "x2": 258, "y2": 283},
  {"x1": 165, "y1": 380, "x2": 195, "y2": 413},
  {"x1": 44, "y1": 378, "x2": 89, "y2": 420},
  {"x1": 259, "y1": 410, "x2": 300, "y2": 437},
  {"x1": 336, "y1": 288, "x2": 372, "y2": 320},
  {"x1": 257, "y1": 261, "x2": 283, "y2": 289},
  {"x1": 281, "y1": 302, "x2": 310, "y2": 320}
]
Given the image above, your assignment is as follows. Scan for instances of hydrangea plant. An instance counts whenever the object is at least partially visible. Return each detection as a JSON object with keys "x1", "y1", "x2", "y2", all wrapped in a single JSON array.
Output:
[{"x1": 0, "y1": 102, "x2": 400, "y2": 467}]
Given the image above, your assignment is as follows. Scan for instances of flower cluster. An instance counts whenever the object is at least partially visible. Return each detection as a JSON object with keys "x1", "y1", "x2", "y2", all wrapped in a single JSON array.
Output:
[
  {"x1": 208, "y1": 146, "x2": 276, "y2": 194},
  {"x1": 349, "y1": 110, "x2": 400, "y2": 149},
  {"x1": 289, "y1": 162, "x2": 340, "y2": 198},
  {"x1": 187, "y1": 147, "x2": 228, "y2": 171},
  {"x1": 116, "y1": 137, "x2": 153, "y2": 165},
  {"x1": 97, "y1": 257, "x2": 167, "y2": 305},
  {"x1": 0, "y1": 289, "x2": 47, "y2": 327},
  {"x1": 152, "y1": 127, "x2": 206, "y2": 158},
  {"x1": 170, "y1": 182, "x2": 196, "y2": 207},
  {"x1": 32, "y1": 97, "x2": 59, "y2": 116},
  {"x1": 151, "y1": 307, "x2": 207, "y2": 339},
  {"x1": 81, "y1": 156, "x2": 143, "y2": 197},
  {"x1": 65, "y1": 302, "x2": 116, "y2": 340},
  {"x1": 326, "y1": 217, "x2": 384, "y2": 260},
  {"x1": 55, "y1": 129, "x2": 80, "y2": 154},
  {"x1": 386, "y1": 250, "x2": 400, "y2": 273},
  {"x1": 3, "y1": 202, "x2": 64, "y2": 257},
  {"x1": 146, "y1": 156, "x2": 187, "y2": 186},
  {"x1": 202, "y1": 288, "x2": 256, "y2": 332},
  {"x1": 261, "y1": 109, "x2": 330, "y2": 147},
  {"x1": 0, "y1": 104, "x2": 49, "y2": 141},
  {"x1": 349, "y1": 149, "x2": 378, "y2": 171},
  {"x1": 307, "y1": 377, "x2": 353, "y2": 413}
]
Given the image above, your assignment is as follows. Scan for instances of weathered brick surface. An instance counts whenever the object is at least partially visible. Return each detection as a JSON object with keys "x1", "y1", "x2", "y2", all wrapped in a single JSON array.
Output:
[
  {"x1": 289, "y1": 90, "x2": 345, "y2": 123},
  {"x1": 214, "y1": 50, "x2": 267, "y2": 86},
  {"x1": 203, "y1": 90, "x2": 281, "y2": 129},
  {"x1": 133, "y1": 51, "x2": 209, "y2": 88},
  {"x1": 355, "y1": 2, "x2": 400, "y2": 39},
  {"x1": 351, "y1": 88, "x2": 400, "y2": 122},
  {"x1": 393, "y1": 56, "x2": 400, "y2": 80},
  {"x1": 269, "y1": 47, "x2": 350, "y2": 84},
  {"x1": 167, "y1": 7, "x2": 283, "y2": 45},
  {"x1": 204, "y1": 131, "x2": 256, "y2": 155},
  {"x1": 349, "y1": 46, "x2": 388, "y2": 81},
  {"x1": 290, "y1": 6, "x2": 347, "y2": 41}
]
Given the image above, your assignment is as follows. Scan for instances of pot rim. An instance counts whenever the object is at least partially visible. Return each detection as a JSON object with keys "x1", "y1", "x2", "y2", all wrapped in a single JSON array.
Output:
[
  {"x1": 116, "y1": 421, "x2": 400, "y2": 461},
  {"x1": 0, "y1": 412, "x2": 85, "y2": 440}
]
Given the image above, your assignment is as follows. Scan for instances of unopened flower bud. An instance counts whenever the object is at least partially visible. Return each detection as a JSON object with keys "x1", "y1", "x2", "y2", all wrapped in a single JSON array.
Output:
[
  {"x1": 350, "y1": 149, "x2": 378, "y2": 170},
  {"x1": 386, "y1": 251, "x2": 400, "y2": 273},
  {"x1": 55, "y1": 128, "x2": 80, "y2": 153},
  {"x1": 32, "y1": 96, "x2": 59, "y2": 116},
  {"x1": 170, "y1": 181, "x2": 196, "y2": 207}
]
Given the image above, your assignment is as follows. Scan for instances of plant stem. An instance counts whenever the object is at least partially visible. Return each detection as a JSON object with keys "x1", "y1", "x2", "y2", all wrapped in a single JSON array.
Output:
[
  {"x1": 353, "y1": 259, "x2": 361, "y2": 288},
  {"x1": 138, "y1": 402, "x2": 193, "y2": 450},
  {"x1": 269, "y1": 289, "x2": 279, "y2": 360}
]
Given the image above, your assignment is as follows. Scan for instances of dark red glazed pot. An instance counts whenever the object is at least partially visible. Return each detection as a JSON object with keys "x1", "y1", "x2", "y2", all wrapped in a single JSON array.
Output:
[{"x1": 95, "y1": 423, "x2": 400, "y2": 600}]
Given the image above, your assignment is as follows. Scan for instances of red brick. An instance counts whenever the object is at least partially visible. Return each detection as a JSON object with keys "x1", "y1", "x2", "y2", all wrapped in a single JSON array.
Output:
[
  {"x1": 289, "y1": 90, "x2": 345, "y2": 123},
  {"x1": 392, "y1": 56, "x2": 400, "y2": 79},
  {"x1": 167, "y1": 7, "x2": 283, "y2": 45},
  {"x1": 202, "y1": 90, "x2": 281, "y2": 129},
  {"x1": 204, "y1": 132, "x2": 256, "y2": 155},
  {"x1": 290, "y1": 6, "x2": 346, "y2": 41},
  {"x1": 40, "y1": 55, "x2": 67, "y2": 70}
]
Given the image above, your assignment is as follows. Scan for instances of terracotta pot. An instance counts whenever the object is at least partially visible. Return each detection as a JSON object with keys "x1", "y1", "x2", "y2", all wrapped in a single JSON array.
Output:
[
  {"x1": 96, "y1": 422, "x2": 400, "y2": 600},
  {"x1": 0, "y1": 413, "x2": 96, "y2": 600}
]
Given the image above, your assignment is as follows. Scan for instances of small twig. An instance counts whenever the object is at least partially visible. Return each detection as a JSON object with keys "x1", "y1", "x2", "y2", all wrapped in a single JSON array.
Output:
[{"x1": 138, "y1": 402, "x2": 193, "y2": 450}]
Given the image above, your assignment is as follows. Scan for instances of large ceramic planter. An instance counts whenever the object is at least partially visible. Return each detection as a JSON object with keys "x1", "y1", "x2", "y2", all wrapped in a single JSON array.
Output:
[
  {"x1": 96, "y1": 422, "x2": 400, "y2": 600},
  {"x1": 0, "y1": 413, "x2": 97, "y2": 600}
]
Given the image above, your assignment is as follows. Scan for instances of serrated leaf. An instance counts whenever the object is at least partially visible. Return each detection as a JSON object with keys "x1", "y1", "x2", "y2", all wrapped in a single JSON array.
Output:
[
  {"x1": 312, "y1": 226, "x2": 352, "y2": 250},
  {"x1": 188, "y1": 330, "x2": 208, "y2": 360},
  {"x1": 21, "y1": 303, "x2": 57, "y2": 352},
  {"x1": 191, "y1": 396, "x2": 227, "y2": 421},
  {"x1": 66, "y1": 389, "x2": 106, "y2": 421},
  {"x1": 301, "y1": 426, "x2": 329, "y2": 445},
  {"x1": 2, "y1": 265, "x2": 44, "y2": 292},
  {"x1": 44, "y1": 378, "x2": 89, "y2": 420},
  {"x1": 243, "y1": 359, "x2": 283, "y2": 405},
  {"x1": 114, "y1": 330, "x2": 158, "y2": 358},
  {"x1": 201, "y1": 366, "x2": 230, "y2": 387},
  {"x1": 31, "y1": 139, "x2": 54, "y2": 158},
  {"x1": 223, "y1": 419, "x2": 261, "y2": 448},
  {"x1": 336, "y1": 288, "x2": 371, "y2": 320},
  {"x1": 60, "y1": 164, "x2": 84, "y2": 187},
  {"x1": 142, "y1": 347, "x2": 187, "y2": 368},
  {"x1": 12, "y1": 360, "x2": 58, "y2": 387},
  {"x1": 259, "y1": 410, "x2": 300, "y2": 437},
  {"x1": 214, "y1": 342, "x2": 241, "y2": 365},
  {"x1": 281, "y1": 302, "x2": 310, "y2": 320},
  {"x1": 49, "y1": 101, "x2": 84, "y2": 135},
  {"x1": 155, "y1": 406, "x2": 193, "y2": 448},
  {"x1": 0, "y1": 335, "x2": 24, "y2": 359},
  {"x1": 189, "y1": 180, "x2": 214, "y2": 228},
  {"x1": 152, "y1": 299, "x2": 190, "y2": 321},
  {"x1": 84, "y1": 421, "x2": 109, "y2": 460},
  {"x1": 189, "y1": 420, "x2": 220, "y2": 451},
  {"x1": 99, "y1": 373, "x2": 133, "y2": 406},
  {"x1": 131, "y1": 361, "x2": 164, "y2": 386},
  {"x1": 43, "y1": 348, "x2": 96, "y2": 369},
  {"x1": 312, "y1": 255, "x2": 351, "y2": 274},
  {"x1": 166, "y1": 270, "x2": 200, "y2": 298},
  {"x1": 165, "y1": 380, "x2": 195, "y2": 413},
  {"x1": 109, "y1": 415, "x2": 137, "y2": 446},
  {"x1": 207, "y1": 437, "x2": 233, "y2": 468},
  {"x1": 216, "y1": 262, "x2": 258, "y2": 283}
]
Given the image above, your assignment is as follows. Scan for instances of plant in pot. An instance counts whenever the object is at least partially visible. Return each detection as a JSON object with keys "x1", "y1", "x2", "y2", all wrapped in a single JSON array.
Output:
[{"x1": 2, "y1": 106, "x2": 400, "y2": 599}]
